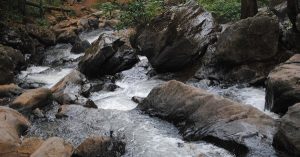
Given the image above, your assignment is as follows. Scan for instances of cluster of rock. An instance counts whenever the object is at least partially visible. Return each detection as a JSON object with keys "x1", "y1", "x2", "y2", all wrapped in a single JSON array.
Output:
[
  {"x1": 0, "y1": 106, "x2": 125, "y2": 157},
  {"x1": 130, "y1": 0, "x2": 300, "y2": 156}
]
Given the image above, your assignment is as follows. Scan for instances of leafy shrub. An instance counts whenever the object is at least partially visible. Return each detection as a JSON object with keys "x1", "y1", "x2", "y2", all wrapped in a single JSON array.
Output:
[{"x1": 117, "y1": 0, "x2": 164, "y2": 29}]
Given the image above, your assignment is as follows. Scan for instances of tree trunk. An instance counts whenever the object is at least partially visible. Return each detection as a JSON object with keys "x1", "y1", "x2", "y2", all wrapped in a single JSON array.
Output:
[{"x1": 241, "y1": 0, "x2": 258, "y2": 19}]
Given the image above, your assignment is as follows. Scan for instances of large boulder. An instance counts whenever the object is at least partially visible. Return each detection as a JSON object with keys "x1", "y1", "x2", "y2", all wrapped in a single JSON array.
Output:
[
  {"x1": 73, "y1": 136, "x2": 125, "y2": 157},
  {"x1": 192, "y1": 11, "x2": 289, "y2": 84},
  {"x1": 273, "y1": 103, "x2": 300, "y2": 156},
  {"x1": 79, "y1": 33, "x2": 139, "y2": 78},
  {"x1": 0, "y1": 44, "x2": 26, "y2": 84},
  {"x1": 132, "y1": 0, "x2": 218, "y2": 72},
  {"x1": 265, "y1": 54, "x2": 300, "y2": 115},
  {"x1": 10, "y1": 88, "x2": 52, "y2": 112},
  {"x1": 216, "y1": 12, "x2": 279, "y2": 64},
  {"x1": 139, "y1": 80, "x2": 276, "y2": 157},
  {"x1": 51, "y1": 70, "x2": 88, "y2": 105},
  {"x1": 30, "y1": 137, "x2": 74, "y2": 157},
  {"x1": 0, "y1": 107, "x2": 31, "y2": 157},
  {"x1": 25, "y1": 24, "x2": 56, "y2": 46}
]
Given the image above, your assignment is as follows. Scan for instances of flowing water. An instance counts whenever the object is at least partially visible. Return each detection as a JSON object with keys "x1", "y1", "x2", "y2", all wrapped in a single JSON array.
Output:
[{"x1": 18, "y1": 30, "x2": 278, "y2": 157}]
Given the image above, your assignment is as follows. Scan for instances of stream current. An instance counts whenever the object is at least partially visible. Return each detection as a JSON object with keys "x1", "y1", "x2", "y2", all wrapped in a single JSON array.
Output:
[{"x1": 18, "y1": 30, "x2": 277, "y2": 157}]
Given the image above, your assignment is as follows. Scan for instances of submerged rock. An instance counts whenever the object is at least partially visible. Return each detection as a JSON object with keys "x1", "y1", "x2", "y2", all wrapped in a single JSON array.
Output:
[
  {"x1": 265, "y1": 54, "x2": 300, "y2": 115},
  {"x1": 132, "y1": 0, "x2": 218, "y2": 72},
  {"x1": 79, "y1": 33, "x2": 139, "y2": 78},
  {"x1": 10, "y1": 88, "x2": 52, "y2": 112},
  {"x1": 0, "y1": 107, "x2": 31, "y2": 157},
  {"x1": 73, "y1": 136, "x2": 125, "y2": 157},
  {"x1": 273, "y1": 103, "x2": 300, "y2": 156},
  {"x1": 139, "y1": 80, "x2": 276, "y2": 157},
  {"x1": 0, "y1": 44, "x2": 26, "y2": 84},
  {"x1": 30, "y1": 137, "x2": 74, "y2": 157}
]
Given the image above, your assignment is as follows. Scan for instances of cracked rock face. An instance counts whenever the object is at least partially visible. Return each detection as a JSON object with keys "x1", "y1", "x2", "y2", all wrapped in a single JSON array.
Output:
[{"x1": 139, "y1": 80, "x2": 276, "y2": 157}]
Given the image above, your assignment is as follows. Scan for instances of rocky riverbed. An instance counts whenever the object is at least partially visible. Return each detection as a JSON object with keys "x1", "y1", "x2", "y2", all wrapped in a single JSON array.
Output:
[{"x1": 1, "y1": 0, "x2": 300, "y2": 157}]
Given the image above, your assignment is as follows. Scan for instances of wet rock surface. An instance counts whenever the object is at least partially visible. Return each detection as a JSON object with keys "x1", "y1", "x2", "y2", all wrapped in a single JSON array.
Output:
[
  {"x1": 10, "y1": 88, "x2": 52, "y2": 112},
  {"x1": 265, "y1": 54, "x2": 300, "y2": 115},
  {"x1": 273, "y1": 103, "x2": 300, "y2": 156},
  {"x1": 79, "y1": 33, "x2": 139, "y2": 78},
  {"x1": 51, "y1": 70, "x2": 87, "y2": 105},
  {"x1": 139, "y1": 80, "x2": 277, "y2": 157},
  {"x1": 132, "y1": 0, "x2": 218, "y2": 72}
]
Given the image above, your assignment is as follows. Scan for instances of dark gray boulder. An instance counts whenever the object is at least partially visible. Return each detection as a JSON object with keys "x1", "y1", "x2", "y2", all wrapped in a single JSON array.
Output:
[
  {"x1": 140, "y1": 80, "x2": 277, "y2": 157},
  {"x1": 79, "y1": 33, "x2": 139, "y2": 78},
  {"x1": 132, "y1": 0, "x2": 218, "y2": 72}
]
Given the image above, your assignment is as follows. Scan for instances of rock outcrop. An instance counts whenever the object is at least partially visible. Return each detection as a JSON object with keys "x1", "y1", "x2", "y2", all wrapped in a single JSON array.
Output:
[
  {"x1": 10, "y1": 88, "x2": 52, "y2": 112},
  {"x1": 139, "y1": 80, "x2": 276, "y2": 157},
  {"x1": 79, "y1": 33, "x2": 139, "y2": 78},
  {"x1": 273, "y1": 103, "x2": 300, "y2": 156},
  {"x1": 73, "y1": 136, "x2": 125, "y2": 157},
  {"x1": 0, "y1": 107, "x2": 31, "y2": 157},
  {"x1": 0, "y1": 44, "x2": 26, "y2": 84},
  {"x1": 265, "y1": 54, "x2": 300, "y2": 115},
  {"x1": 132, "y1": 0, "x2": 218, "y2": 72}
]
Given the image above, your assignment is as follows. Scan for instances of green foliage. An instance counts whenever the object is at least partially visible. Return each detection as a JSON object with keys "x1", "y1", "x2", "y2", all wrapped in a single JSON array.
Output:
[
  {"x1": 198, "y1": 0, "x2": 241, "y2": 22},
  {"x1": 94, "y1": 2, "x2": 119, "y2": 19},
  {"x1": 117, "y1": 0, "x2": 164, "y2": 29},
  {"x1": 36, "y1": 18, "x2": 50, "y2": 27},
  {"x1": 198, "y1": 0, "x2": 271, "y2": 23}
]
